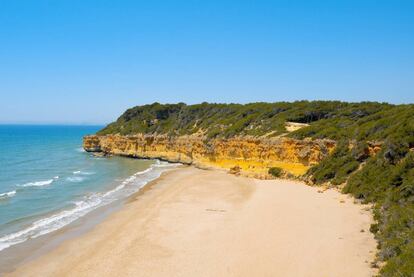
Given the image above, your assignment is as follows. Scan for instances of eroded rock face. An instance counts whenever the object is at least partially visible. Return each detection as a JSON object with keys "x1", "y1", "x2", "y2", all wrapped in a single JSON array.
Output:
[{"x1": 83, "y1": 134, "x2": 335, "y2": 178}]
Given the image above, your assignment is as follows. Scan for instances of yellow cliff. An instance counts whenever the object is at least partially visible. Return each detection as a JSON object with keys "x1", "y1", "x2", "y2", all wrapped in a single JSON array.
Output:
[{"x1": 83, "y1": 134, "x2": 335, "y2": 178}]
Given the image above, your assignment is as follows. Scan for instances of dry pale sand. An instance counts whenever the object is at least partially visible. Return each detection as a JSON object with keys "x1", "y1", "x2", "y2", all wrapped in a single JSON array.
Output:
[{"x1": 9, "y1": 167, "x2": 377, "y2": 277}]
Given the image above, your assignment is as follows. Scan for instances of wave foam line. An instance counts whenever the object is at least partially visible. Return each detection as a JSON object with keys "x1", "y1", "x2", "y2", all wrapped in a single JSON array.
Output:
[
  {"x1": 66, "y1": 176, "x2": 85, "y2": 183},
  {"x1": 0, "y1": 162, "x2": 178, "y2": 252},
  {"x1": 73, "y1": 171, "x2": 95, "y2": 175},
  {"x1": 0, "y1": 190, "x2": 16, "y2": 199},
  {"x1": 18, "y1": 177, "x2": 58, "y2": 187}
]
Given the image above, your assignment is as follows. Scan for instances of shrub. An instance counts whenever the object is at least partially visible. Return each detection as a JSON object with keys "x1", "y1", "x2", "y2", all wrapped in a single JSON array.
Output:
[{"x1": 268, "y1": 167, "x2": 283, "y2": 177}]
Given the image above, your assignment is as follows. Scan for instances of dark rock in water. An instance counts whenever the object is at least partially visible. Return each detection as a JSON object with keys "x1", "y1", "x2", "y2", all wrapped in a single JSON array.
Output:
[{"x1": 92, "y1": 152, "x2": 111, "y2": 157}]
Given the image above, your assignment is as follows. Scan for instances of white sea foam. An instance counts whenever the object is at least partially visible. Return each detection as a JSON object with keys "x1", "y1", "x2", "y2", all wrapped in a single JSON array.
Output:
[
  {"x1": 0, "y1": 195, "x2": 103, "y2": 251},
  {"x1": 102, "y1": 184, "x2": 126, "y2": 197},
  {"x1": 152, "y1": 159, "x2": 181, "y2": 168},
  {"x1": 73, "y1": 171, "x2": 95, "y2": 175},
  {"x1": 153, "y1": 163, "x2": 180, "y2": 168},
  {"x1": 134, "y1": 167, "x2": 153, "y2": 175},
  {"x1": 66, "y1": 176, "x2": 85, "y2": 183},
  {"x1": 0, "y1": 190, "x2": 16, "y2": 199},
  {"x1": 0, "y1": 160, "x2": 178, "y2": 252},
  {"x1": 18, "y1": 178, "x2": 55, "y2": 187}
]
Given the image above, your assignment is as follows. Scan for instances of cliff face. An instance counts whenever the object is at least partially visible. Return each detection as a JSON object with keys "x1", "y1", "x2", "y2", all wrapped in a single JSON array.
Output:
[{"x1": 83, "y1": 134, "x2": 335, "y2": 178}]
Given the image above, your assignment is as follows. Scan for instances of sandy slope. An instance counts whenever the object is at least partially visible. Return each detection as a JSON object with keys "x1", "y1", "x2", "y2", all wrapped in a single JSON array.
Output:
[{"x1": 9, "y1": 167, "x2": 377, "y2": 277}]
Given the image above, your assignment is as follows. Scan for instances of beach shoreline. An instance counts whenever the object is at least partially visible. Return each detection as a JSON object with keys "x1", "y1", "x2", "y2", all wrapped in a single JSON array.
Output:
[
  {"x1": 6, "y1": 166, "x2": 378, "y2": 277},
  {"x1": 0, "y1": 164, "x2": 183, "y2": 274}
]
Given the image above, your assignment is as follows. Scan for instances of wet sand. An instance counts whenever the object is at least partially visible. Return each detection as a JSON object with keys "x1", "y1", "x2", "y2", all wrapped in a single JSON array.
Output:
[{"x1": 8, "y1": 167, "x2": 377, "y2": 277}]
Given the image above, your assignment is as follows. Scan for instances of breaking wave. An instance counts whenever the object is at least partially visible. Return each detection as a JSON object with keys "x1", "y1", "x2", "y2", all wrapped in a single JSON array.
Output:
[
  {"x1": 66, "y1": 176, "x2": 85, "y2": 183},
  {"x1": 0, "y1": 160, "x2": 178, "y2": 252},
  {"x1": 18, "y1": 176, "x2": 59, "y2": 187},
  {"x1": 0, "y1": 190, "x2": 16, "y2": 200},
  {"x1": 73, "y1": 171, "x2": 95, "y2": 175}
]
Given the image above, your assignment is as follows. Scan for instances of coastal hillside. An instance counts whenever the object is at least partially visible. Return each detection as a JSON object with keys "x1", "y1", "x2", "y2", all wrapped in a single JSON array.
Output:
[{"x1": 85, "y1": 101, "x2": 414, "y2": 276}]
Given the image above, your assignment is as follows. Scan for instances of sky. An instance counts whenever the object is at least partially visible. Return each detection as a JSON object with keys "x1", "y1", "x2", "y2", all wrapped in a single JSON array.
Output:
[{"x1": 0, "y1": 0, "x2": 413, "y2": 124}]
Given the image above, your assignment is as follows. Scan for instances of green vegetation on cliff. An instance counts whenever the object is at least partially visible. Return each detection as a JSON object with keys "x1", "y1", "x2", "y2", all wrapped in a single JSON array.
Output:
[
  {"x1": 268, "y1": 167, "x2": 283, "y2": 178},
  {"x1": 98, "y1": 101, "x2": 378, "y2": 138},
  {"x1": 98, "y1": 101, "x2": 414, "y2": 276},
  {"x1": 310, "y1": 140, "x2": 414, "y2": 276}
]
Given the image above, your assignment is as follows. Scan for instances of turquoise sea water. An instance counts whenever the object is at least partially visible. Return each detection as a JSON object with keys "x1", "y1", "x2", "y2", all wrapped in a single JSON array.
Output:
[{"x1": 0, "y1": 125, "x2": 176, "y2": 251}]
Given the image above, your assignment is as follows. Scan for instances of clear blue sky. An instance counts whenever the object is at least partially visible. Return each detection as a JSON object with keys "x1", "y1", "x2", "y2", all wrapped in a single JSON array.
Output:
[{"x1": 1, "y1": 0, "x2": 413, "y2": 124}]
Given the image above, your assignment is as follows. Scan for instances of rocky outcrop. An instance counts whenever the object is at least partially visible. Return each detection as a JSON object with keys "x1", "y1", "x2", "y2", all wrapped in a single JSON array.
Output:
[{"x1": 83, "y1": 134, "x2": 335, "y2": 179}]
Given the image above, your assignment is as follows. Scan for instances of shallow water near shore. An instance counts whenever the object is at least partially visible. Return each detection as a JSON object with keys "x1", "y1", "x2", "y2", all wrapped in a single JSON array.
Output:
[{"x1": 0, "y1": 125, "x2": 177, "y2": 257}]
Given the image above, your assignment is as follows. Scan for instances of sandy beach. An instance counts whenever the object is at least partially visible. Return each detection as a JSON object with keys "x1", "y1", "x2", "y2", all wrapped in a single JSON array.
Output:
[{"x1": 8, "y1": 166, "x2": 377, "y2": 277}]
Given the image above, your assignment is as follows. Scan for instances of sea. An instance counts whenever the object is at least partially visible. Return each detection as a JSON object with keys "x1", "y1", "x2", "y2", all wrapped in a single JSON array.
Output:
[{"x1": 0, "y1": 125, "x2": 177, "y2": 253}]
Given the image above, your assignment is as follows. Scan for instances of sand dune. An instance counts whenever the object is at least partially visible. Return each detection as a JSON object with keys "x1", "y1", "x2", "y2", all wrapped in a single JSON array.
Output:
[{"x1": 9, "y1": 167, "x2": 377, "y2": 277}]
